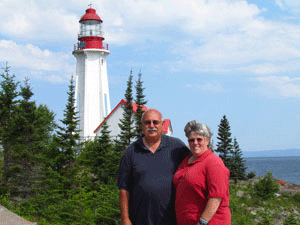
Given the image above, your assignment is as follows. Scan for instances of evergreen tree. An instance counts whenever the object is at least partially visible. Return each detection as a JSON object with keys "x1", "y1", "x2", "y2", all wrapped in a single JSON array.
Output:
[
  {"x1": 117, "y1": 70, "x2": 135, "y2": 149},
  {"x1": 254, "y1": 171, "x2": 279, "y2": 200},
  {"x1": 79, "y1": 121, "x2": 121, "y2": 184},
  {"x1": 99, "y1": 122, "x2": 122, "y2": 183},
  {"x1": 134, "y1": 71, "x2": 147, "y2": 138},
  {"x1": 9, "y1": 78, "x2": 55, "y2": 196},
  {"x1": 230, "y1": 138, "x2": 247, "y2": 183},
  {"x1": 51, "y1": 75, "x2": 81, "y2": 193},
  {"x1": 216, "y1": 115, "x2": 233, "y2": 169},
  {"x1": 0, "y1": 63, "x2": 19, "y2": 185}
]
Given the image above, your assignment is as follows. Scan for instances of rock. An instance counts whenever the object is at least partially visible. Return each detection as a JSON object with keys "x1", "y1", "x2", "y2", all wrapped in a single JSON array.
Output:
[
  {"x1": 0, "y1": 205, "x2": 37, "y2": 225},
  {"x1": 236, "y1": 190, "x2": 244, "y2": 197}
]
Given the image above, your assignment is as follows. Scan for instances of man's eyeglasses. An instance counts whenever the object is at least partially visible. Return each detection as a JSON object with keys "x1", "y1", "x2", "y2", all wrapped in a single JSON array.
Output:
[{"x1": 143, "y1": 120, "x2": 162, "y2": 125}]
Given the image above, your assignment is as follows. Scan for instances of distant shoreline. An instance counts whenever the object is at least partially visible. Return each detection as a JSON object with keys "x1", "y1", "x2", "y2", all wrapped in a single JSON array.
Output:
[
  {"x1": 274, "y1": 179, "x2": 300, "y2": 194},
  {"x1": 243, "y1": 177, "x2": 300, "y2": 194},
  {"x1": 243, "y1": 149, "x2": 300, "y2": 158},
  {"x1": 244, "y1": 155, "x2": 300, "y2": 158}
]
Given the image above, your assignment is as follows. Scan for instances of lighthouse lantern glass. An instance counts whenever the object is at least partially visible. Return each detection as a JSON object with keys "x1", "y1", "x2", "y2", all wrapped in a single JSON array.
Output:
[{"x1": 80, "y1": 20, "x2": 102, "y2": 37}]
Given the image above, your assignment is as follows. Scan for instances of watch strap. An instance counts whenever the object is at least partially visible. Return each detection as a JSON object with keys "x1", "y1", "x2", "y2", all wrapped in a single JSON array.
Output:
[{"x1": 199, "y1": 218, "x2": 209, "y2": 225}]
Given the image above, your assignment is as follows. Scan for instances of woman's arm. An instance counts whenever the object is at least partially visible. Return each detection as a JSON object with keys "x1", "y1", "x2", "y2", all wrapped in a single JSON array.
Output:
[{"x1": 197, "y1": 197, "x2": 222, "y2": 224}]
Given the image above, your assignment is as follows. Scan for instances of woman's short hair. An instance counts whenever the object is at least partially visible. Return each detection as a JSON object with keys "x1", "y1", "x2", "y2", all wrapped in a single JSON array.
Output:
[{"x1": 184, "y1": 120, "x2": 213, "y2": 149}]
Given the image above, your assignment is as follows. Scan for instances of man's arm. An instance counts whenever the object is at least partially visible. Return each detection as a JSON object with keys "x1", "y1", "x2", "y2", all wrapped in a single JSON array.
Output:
[
  {"x1": 120, "y1": 189, "x2": 132, "y2": 225},
  {"x1": 197, "y1": 197, "x2": 222, "y2": 225}
]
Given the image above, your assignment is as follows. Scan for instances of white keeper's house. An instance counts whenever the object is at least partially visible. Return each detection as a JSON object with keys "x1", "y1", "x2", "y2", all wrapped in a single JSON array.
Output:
[
  {"x1": 94, "y1": 99, "x2": 173, "y2": 139},
  {"x1": 73, "y1": 6, "x2": 173, "y2": 140}
]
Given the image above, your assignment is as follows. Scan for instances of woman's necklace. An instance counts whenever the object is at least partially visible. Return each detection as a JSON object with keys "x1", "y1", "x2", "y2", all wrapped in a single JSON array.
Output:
[{"x1": 188, "y1": 155, "x2": 197, "y2": 164}]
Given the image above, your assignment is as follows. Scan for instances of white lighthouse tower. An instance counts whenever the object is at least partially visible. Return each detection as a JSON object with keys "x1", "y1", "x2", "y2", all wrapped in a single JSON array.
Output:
[{"x1": 73, "y1": 6, "x2": 111, "y2": 140}]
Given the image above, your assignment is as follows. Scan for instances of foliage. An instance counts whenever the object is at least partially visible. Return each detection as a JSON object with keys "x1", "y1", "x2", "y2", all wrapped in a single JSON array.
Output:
[
  {"x1": 117, "y1": 70, "x2": 135, "y2": 150},
  {"x1": 51, "y1": 76, "x2": 81, "y2": 191},
  {"x1": 134, "y1": 71, "x2": 147, "y2": 138},
  {"x1": 78, "y1": 121, "x2": 121, "y2": 184},
  {"x1": 254, "y1": 172, "x2": 280, "y2": 200},
  {"x1": 294, "y1": 192, "x2": 300, "y2": 203},
  {"x1": 55, "y1": 75, "x2": 81, "y2": 157},
  {"x1": 283, "y1": 214, "x2": 300, "y2": 225},
  {"x1": 0, "y1": 66, "x2": 55, "y2": 197},
  {"x1": 216, "y1": 115, "x2": 233, "y2": 170},
  {"x1": 229, "y1": 177, "x2": 300, "y2": 225},
  {"x1": 0, "y1": 63, "x2": 19, "y2": 184},
  {"x1": 0, "y1": 65, "x2": 122, "y2": 224},
  {"x1": 247, "y1": 171, "x2": 256, "y2": 179},
  {"x1": 8, "y1": 78, "x2": 55, "y2": 197},
  {"x1": 257, "y1": 211, "x2": 275, "y2": 225},
  {"x1": 230, "y1": 138, "x2": 247, "y2": 183}
]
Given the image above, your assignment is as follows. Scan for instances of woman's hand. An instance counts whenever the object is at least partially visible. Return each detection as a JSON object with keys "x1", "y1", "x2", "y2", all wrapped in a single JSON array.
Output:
[{"x1": 200, "y1": 197, "x2": 222, "y2": 222}]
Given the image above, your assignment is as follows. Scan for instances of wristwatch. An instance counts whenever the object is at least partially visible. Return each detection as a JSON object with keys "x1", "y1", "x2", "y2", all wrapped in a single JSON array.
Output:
[{"x1": 199, "y1": 218, "x2": 209, "y2": 225}]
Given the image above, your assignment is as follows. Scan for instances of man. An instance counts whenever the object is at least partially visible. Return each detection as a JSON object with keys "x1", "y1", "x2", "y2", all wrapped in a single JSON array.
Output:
[{"x1": 117, "y1": 109, "x2": 190, "y2": 225}]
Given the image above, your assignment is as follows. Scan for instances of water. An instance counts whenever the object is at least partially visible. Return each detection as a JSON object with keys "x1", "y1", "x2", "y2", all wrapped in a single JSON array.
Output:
[{"x1": 245, "y1": 156, "x2": 300, "y2": 185}]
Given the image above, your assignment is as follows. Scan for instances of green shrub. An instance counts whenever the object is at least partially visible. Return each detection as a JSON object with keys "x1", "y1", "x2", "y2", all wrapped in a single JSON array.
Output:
[
  {"x1": 294, "y1": 192, "x2": 300, "y2": 203},
  {"x1": 283, "y1": 214, "x2": 300, "y2": 225},
  {"x1": 0, "y1": 192, "x2": 10, "y2": 208},
  {"x1": 254, "y1": 172, "x2": 279, "y2": 200},
  {"x1": 247, "y1": 171, "x2": 256, "y2": 179},
  {"x1": 257, "y1": 211, "x2": 275, "y2": 225}
]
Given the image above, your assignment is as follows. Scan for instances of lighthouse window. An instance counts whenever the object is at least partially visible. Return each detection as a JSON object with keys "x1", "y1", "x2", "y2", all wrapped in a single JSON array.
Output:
[
  {"x1": 80, "y1": 20, "x2": 101, "y2": 37},
  {"x1": 104, "y1": 93, "x2": 108, "y2": 116}
]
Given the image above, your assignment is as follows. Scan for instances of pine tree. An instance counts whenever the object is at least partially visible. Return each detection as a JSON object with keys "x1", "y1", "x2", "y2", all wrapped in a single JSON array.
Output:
[
  {"x1": 52, "y1": 75, "x2": 81, "y2": 193},
  {"x1": 230, "y1": 138, "x2": 247, "y2": 183},
  {"x1": 134, "y1": 71, "x2": 147, "y2": 138},
  {"x1": 99, "y1": 122, "x2": 122, "y2": 183},
  {"x1": 80, "y1": 121, "x2": 121, "y2": 184},
  {"x1": 9, "y1": 78, "x2": 55, "y2": 196},
  {"x1": 117, "y1": 70, "x2": 135, "y2": 149},
  {"x1": 216, "y1": 115, "x2": 233, "y2": 170},
  {"x1": 0, "y1": 63, "x2": 19, "y2": 186}
]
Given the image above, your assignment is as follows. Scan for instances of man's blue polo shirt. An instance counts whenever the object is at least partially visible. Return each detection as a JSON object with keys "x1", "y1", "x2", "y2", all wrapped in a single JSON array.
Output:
[{"x1": 117, "y1": 135, "x2": 190, "y2": 225}]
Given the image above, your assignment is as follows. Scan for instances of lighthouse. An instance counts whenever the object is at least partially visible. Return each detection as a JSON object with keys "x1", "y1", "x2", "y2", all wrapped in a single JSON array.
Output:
[{"x1": 73, "y1": 6, "x2": 111, "y2": 139}]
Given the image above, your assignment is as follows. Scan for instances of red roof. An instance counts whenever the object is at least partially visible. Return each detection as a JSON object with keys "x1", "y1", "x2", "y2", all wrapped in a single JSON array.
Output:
[
  {"x1": 94, "y1": 99, "x2": 148, "y2": 133},
  {"x1": 123, "y1": 99, "x2": 148, "y2": 113},
  {"x1": 80, "y1": 8, "x2": 102, "y2": 22},
  {"x1": 94, "y1": 99, "x2": 171, "y2": 134},
  {"x1": 162, "y1": 119, "x2": 172, "y2": 134}
]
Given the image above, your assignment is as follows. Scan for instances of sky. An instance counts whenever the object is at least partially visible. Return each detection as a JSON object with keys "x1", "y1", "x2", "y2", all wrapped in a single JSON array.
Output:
[{"x1": 1, "y1": 0, "x2": 300, "y2": 152}]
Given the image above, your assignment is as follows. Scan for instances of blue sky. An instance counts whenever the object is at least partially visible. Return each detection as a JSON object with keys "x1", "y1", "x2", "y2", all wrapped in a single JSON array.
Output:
[{"x1": 1, "y1": 0, "x2": 300, "y2": 152}]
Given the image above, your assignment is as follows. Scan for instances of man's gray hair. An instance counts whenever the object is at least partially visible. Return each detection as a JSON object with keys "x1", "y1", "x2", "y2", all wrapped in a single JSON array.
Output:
[{"x1": 184, "y1": 120, "x2": 213, "y2": 149}]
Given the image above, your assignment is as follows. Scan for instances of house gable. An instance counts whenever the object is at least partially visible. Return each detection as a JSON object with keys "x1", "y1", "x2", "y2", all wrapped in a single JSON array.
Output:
[{"x1": 94, "y1": 99, "x2": 173, "y2": 138}]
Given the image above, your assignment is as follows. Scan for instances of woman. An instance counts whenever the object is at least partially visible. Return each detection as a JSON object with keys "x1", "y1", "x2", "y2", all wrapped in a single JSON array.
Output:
[{"x1": 173, "y1": 120, "x2": 231, "y2": 225}]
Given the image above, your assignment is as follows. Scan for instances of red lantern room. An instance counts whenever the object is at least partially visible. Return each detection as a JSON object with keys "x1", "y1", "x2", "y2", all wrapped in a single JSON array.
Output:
[{"x1": 77, "y1": 7, "x2": 106, "y2": 49}]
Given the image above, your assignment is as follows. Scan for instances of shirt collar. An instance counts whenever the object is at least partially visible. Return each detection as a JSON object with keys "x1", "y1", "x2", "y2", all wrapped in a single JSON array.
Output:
[
  {"x1": 137, "y1": 134, "x2": 167, "y2": 152},
  {"x1": 188, "y1": 150, "x2": 213, "y2": 165}
]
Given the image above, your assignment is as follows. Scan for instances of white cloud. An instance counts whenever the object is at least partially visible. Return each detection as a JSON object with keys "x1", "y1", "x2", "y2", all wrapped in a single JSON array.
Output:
[
  {"x1": 0, "y1": 40, "x2": 73, "y2": 83},
  {"x1": 96, "y1": 0, "x2": 262, "y2": 45},
  {"x1": 276, "y1": 0, "x2": 300, "y2": 13},
  {"x1": 169, "y1": 19, "x2": 300, "y2": 74},
  {"x1": 276, "y1": 0, "x2": 287, "y2": 10},
  {"x1": 0, "y1": 0, "x2": 78, "y2": 44},
  {"x1": 1, "y1": 0, "x2": 300, "y2": 82},
  {"x1": 251, "y1": 76, "x2": 300, "y2": 98}
]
